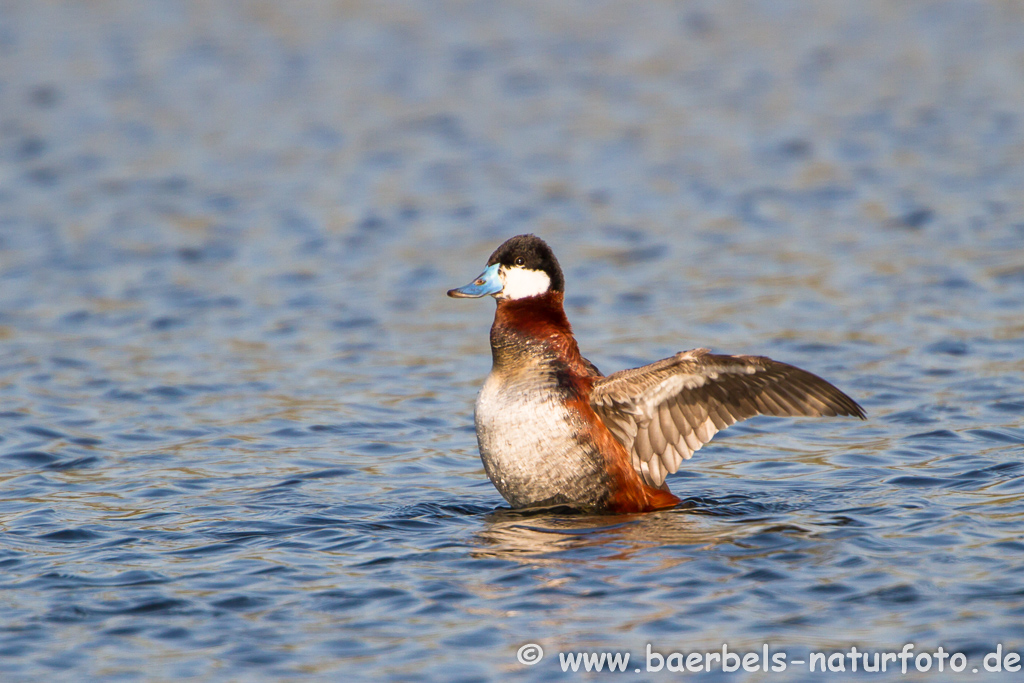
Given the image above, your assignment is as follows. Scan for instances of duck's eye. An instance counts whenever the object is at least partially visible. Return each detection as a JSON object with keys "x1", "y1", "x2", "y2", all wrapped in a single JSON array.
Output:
[{"x1": 515, "y1": 257, "x2": 525, "y2": 266}]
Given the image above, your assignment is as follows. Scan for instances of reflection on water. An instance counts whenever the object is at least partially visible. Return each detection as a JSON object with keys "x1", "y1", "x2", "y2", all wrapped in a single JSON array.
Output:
[
  {"x1": 475, "y1": 506, "x2": 739, "y2": 562},
  {"x1": 1, "y1": 1, "x2": 1024, "y2": 680}
]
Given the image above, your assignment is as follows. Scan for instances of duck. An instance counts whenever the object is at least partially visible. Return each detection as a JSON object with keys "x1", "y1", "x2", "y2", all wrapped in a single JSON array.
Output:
[{"x1": 448, "y1": 234, "x2": 865, "y2": 514}]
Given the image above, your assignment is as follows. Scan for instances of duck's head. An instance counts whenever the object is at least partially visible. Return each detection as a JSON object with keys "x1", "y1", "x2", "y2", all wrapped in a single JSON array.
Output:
[{"x1": 447, "y1": 234, "x2": 564, "y2": 300}]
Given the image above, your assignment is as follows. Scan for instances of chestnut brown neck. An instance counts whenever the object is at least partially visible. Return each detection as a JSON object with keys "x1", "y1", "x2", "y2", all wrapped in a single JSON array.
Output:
[
  {"x1": 494, "y1": 291, "x2": 570, "y2": 333},
  {"x1": 489, "y1": 292, "x2": 593, "y2": 378}
]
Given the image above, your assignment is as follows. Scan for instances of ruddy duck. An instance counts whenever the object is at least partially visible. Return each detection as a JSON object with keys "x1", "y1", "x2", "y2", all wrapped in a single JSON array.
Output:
[{"x1": 448, "y1": 234, "x2": 864, "y2": 514}]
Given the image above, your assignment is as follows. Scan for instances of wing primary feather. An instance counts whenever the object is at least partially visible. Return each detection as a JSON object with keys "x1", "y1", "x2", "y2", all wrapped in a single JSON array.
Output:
[
  {"x1": 785, "y1": 377, "x2": 833, "y2": 415},
  {"x1": 663, "y1": 444, "x2": 683, "y2": 473},
  {"x1": 679, "y1": 404, "x2": 705, "y2": 451},
  {"x1": 634, "y1": 425, "x2": 654, "y2": 464},
  {"x1": 668, "y1": 401, "x2": 689, "y2": 433},
  {"x1": 648, "y1": 412, "x2": 667, "y2": 454},
  {"x1": 695, "y1": 413, "x2": 716, "y2": 442},
  {"x1": 766, "y1": 383, "x2": 809, "y2": 416},
  {"x1": 706, "y1": 400, "x2": 731, "y2": 430},
  {"x1": 647, "y1": 451, "x2": 664, "y2": 486},
  {"x1": 753, "y1": 390, "x2": 785, "y2": 416},
  {"x1": 788, "y1": 374, "x2": 853, "y2": 416},
  {"x1": 659, "y1": 407, "x2": 680, "y2": 445},
  {"x1": 780, "y1": 375, "x2": 839, "y2": 416}
]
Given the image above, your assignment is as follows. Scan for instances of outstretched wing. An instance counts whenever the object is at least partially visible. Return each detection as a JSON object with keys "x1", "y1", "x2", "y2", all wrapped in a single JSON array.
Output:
[{"x1": 590, "y1": 348, "x2": 865, "y2": 489}]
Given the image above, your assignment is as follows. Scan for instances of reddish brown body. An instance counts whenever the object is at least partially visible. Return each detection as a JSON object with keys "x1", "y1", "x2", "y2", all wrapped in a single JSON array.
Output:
[
  {"x1": 453, "y1": 233, "x2": 862, "y2": 514},
  {"x1": 490, "y1": 292, "x2": 680, "y2": 513}
]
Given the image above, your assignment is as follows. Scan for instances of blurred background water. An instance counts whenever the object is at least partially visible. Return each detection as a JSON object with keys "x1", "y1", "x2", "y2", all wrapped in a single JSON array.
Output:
[{"x1": 0, "y1": 1, "x2": 1023, "y2": 680}]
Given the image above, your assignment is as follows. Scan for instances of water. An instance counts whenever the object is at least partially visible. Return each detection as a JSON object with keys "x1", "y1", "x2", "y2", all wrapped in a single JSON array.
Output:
[{"x1": 1, "y1": 1, "x2": 1023, "y2": 680}]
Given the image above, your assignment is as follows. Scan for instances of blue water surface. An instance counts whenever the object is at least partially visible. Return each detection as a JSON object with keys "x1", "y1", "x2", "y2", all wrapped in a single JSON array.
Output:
[{"x1": 0, "y1": 2, "x2": 1023, "y2": 681}]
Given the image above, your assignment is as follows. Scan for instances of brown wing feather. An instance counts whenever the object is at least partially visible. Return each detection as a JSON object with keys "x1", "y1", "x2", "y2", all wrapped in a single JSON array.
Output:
[{"x1": 590, "y1": 348, "x2": 865, "y2": 488}]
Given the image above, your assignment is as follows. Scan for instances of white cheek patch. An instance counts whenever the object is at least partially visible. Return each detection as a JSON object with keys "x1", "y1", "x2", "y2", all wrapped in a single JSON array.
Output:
[{"x1": 497, "y1": 266, "x2": 551, "y2": 300}]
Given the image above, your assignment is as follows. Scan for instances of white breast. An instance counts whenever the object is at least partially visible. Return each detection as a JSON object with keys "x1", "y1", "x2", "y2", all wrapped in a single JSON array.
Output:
[{"x1": 474, "y1": 367, "x2": 605, "y2": 508}]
